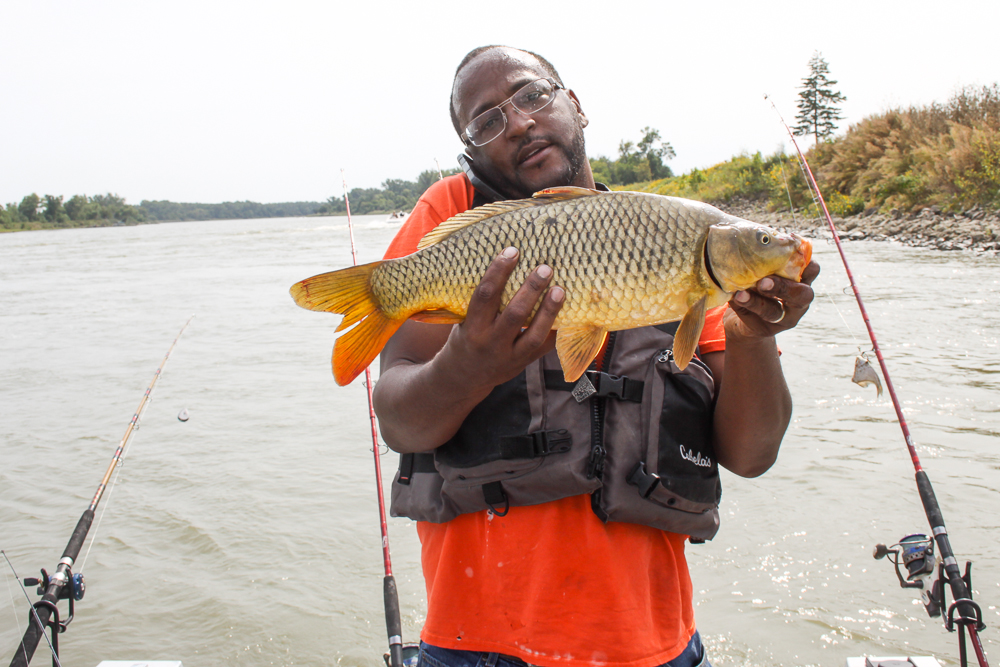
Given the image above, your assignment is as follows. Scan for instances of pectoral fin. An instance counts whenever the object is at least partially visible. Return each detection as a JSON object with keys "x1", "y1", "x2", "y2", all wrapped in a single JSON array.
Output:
[
  {"x1": 673, "y1": 295, "x2": 708, "y2": 371},
  {"x1": 555, "y1": 325, "x2": 608, "y2": 382}
]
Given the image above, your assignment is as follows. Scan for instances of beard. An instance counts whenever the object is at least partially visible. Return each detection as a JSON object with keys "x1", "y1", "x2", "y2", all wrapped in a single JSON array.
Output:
[{"x1": 476, "y1": 125, "x2": 589, "y2": 200}]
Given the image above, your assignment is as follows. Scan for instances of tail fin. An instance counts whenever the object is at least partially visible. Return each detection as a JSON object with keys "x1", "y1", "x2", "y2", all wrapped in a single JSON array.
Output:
[{"x1": 290, "y1": 263, "x2": 405, "y2": 385}]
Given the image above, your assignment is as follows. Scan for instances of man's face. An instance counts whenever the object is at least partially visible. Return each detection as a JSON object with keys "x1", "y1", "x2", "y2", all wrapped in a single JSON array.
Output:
[{"x1": 452, "y1": 49, "x2": 592, "y2": 200}]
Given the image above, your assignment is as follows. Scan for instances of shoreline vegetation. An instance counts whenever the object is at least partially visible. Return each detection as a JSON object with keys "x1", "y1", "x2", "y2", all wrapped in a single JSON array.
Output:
[{"x1": 4, "y1": 86, "x2": 997, "y2": 254}]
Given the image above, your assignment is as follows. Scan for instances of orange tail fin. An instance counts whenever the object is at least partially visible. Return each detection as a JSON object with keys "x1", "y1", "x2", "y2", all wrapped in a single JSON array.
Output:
[{"x1": 290, "y1": 263, "x2": 405, "y2": 385}]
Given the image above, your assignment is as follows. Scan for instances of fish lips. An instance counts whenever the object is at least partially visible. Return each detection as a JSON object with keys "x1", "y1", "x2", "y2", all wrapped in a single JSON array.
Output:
[{"x1": 784, "y1": 234, "x2": 813, "y2": 281}]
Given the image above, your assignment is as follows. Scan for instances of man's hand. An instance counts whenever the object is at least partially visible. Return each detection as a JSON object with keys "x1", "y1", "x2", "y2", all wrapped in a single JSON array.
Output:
[
  {"x1": 373, "y1": 247, "x2": 564, "y2": 453},
  {"x1": 439, "y1": 247, "x2": 565, "y2": 394},
  {"x1": 725, "y1": 260, "x2": 820, "y2": 338}
]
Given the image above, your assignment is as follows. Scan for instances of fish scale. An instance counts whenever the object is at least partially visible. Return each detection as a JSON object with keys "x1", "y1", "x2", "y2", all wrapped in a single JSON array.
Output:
[{"x1": 290, "y1": 187, "x2": 811, "y2": 385}]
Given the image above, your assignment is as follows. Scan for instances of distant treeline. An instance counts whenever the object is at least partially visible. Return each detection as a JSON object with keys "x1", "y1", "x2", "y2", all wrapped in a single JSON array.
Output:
[
  {"x1": 1, "y1": 168, "x2": 463, "y2": 232},
  {"x1": 139, "y1": 200, "x2": 321, "y2": 221},
  {"x1": 315, "y1": 168, "x2": 461, "y2": 216},
  {"x1": 0, "y1": 193, "x2": 326, "y2": 230}
]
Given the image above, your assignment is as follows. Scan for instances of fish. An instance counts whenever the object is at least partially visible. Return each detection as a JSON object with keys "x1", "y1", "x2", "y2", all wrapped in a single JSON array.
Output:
[
  {"x1": 291, "y1": 187, "x2": 813, "y2": 386},
  {"x1": 852, "y1": 355, "x2": 883, "y2": 397}
]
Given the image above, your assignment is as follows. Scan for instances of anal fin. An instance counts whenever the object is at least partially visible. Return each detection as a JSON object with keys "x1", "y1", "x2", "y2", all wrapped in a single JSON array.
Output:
[
  {"x1": 555, "y1": 325, "x2": 608, "y2": 382},
  {"x1": 673, "y1": 295, "x2": 708, "y2": 371},
  {"x1": 333, "y1": 310, "x2": 405, "y2": 386}
]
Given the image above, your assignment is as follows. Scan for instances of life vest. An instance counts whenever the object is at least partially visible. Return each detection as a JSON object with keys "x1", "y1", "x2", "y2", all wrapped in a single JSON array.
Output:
[{"x1": 389, "y1": 322, "x2": 722, "y2": 541}]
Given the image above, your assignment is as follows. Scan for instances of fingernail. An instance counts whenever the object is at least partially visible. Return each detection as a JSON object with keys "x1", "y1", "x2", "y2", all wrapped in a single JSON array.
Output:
[
  {"x1": 734, "y1": 291, "x2": 750, "y2": 303},
  {"x1": 537, "y1": 265, "x2": 552, "y2": 279},
  {"x1": 501, "y1": 247, "x2": 518, "y2": 259},
  {"x1": 549, "y1": 286, "x2": 565, "y2": 303},
  {"x1": 758, "y1": 278, "x2": 774, "y2": 291}
]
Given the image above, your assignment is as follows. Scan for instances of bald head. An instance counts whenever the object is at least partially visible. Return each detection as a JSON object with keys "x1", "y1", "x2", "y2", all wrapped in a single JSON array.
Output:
[{"x1": 449, "y1": 46, "x2": 564, "y2": 135}]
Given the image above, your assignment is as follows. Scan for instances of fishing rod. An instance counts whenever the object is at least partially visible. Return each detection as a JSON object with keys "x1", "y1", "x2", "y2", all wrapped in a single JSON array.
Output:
[
  {"x1": 767, "y1": 97, "x2": 989, "y2": 667},
  {"x1": 7, "y1": 317, "x2": 193, "y2": 667},
  {"x1": 340, "y1": 170, "x2": 406, "y2": 667}
]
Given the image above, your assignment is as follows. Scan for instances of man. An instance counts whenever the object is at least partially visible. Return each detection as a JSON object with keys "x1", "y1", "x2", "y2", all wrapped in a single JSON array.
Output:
[{"x1": 372, "y1": 45, "x2": 818, "y2": 667}]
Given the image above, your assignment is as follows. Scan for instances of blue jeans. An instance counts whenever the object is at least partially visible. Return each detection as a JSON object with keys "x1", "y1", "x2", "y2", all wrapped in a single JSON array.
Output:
[{"x1": 417, "y1": 630, "x2": 711, "y2": 667}]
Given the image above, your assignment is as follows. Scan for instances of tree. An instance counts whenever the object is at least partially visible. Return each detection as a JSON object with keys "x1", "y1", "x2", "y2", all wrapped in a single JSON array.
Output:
[
  {"x1": 19, "y1": 193, "x2": 40, "y2": 221},
  {"x1": 42, "y1": 195, "x2": 64, "y2": 223},
  {"x1": 65, "y1": 194, "x2": 88, "y2": 220},
  {"x1": 793, "y1": 52, "x2": 847, "y2": 147},
  {"x1": 589, "y1": 127, "x2": 676, "y2": 186},
  {"x1": 635, "y1": 126, "x2": 676, "y2": 180}
]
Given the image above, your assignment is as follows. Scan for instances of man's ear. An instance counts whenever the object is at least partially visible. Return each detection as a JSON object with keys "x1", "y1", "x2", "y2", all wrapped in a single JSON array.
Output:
[{"x1": 567, "y1": 89, "x2": 588, "y2": 127}]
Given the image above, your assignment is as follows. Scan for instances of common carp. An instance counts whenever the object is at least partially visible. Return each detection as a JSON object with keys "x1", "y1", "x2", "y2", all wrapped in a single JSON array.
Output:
[{"x1": 291, "y1": 187, "x2": 812, "y2": 386}]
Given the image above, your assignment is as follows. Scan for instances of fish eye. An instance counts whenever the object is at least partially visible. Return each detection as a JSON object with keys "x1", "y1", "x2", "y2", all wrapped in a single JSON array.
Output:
[{"x1": 758, "y1": 231, "x2": 770, "y2": 245}]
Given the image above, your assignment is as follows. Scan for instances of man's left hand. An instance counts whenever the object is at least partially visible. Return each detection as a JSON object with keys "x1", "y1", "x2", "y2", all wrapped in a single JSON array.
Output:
[{"x1": 725, "y1": 260, "x2": 820, "y2": 338}]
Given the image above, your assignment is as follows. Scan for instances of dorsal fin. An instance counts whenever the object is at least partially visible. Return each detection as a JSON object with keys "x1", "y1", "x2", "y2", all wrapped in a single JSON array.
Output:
[
  {"x1": 417, "y1": 199, "x2": 540, "y2": 250},
  {"x1": 416, "y1": 187, "x2": 606, "y2": 251},
  {"x1": 532, "y1": 186, "x2": 605, "y2": 200}
]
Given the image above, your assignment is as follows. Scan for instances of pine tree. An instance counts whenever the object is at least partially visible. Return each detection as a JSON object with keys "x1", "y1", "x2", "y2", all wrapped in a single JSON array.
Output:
[{"x1": 793, "y1": 52, "x2": 847, "y2": 147}]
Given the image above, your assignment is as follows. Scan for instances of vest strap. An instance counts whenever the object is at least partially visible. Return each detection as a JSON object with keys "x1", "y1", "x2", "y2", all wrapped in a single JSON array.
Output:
[
  {"x1": 499, "y1": 429, "x2": 572, "y2": 459},
  {"x1": 482, "y1": 481, "x2": 510, "y2": 516},
  {"x1": 544, "y1": 370, "x2": 644, "y2": 402},
  {"x1": 397, "y1": 452, "x2": 436, "y2": 485}
]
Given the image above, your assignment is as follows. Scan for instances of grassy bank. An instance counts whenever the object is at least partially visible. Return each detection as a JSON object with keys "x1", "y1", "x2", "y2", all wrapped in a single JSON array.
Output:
[{"x1": 628, "y1": 84, "x2": 1000, "y2": 217}]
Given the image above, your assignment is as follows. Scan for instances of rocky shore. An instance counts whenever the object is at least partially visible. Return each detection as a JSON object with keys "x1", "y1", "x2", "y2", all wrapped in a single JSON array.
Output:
[{"x1": 720, "y1": 201, "x2": 1000, "y2": 256}]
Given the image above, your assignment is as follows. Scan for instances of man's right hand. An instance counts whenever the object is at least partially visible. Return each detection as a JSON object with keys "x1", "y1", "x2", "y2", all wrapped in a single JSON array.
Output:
[
  {"x1": 372, "y1": 247, "x2": 564, "y2": 453},
  {"x1": 439, "y1": 247, "x2": 564, "y2": 392}
]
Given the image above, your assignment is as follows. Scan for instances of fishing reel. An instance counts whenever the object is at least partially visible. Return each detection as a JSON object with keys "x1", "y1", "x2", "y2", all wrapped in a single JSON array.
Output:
[
  {"x1": 874, "y1": 534, "x2": 943, "y2": 618},
  {"x1": 25, "y1": 568, "x2": 86, "y2": 602}
]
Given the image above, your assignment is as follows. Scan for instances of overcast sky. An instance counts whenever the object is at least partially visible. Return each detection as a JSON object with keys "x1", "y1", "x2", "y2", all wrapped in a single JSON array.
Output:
[{"x1": 2, "y1": 0, "x2": 996, "y2": 205}]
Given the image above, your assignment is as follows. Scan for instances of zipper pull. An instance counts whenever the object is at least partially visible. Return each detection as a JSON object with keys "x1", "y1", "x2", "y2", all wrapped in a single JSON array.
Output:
[
  {"x1": 586, "y1": 444, "x2": 607, "y2": 479},
  {"x1": 657, "y1": 349, "x2": 673, "y2": 364}
]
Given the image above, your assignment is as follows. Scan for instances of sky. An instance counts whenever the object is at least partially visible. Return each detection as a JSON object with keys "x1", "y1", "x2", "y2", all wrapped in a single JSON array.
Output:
[{"x1": 2, "y1": 0, "x2": 997, "y2": 205}]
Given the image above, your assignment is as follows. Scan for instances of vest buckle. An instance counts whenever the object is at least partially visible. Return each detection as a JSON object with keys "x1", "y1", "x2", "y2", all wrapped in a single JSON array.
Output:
[
  {"x1": 530, "y1": 429, "x2": 571, "y2": 457},
  {"x1": 592, "y1": 372, "x2": 626, "y2": 400},
  {"x1": 627, "y1": 461, "x2": 661, "y2": 498}
]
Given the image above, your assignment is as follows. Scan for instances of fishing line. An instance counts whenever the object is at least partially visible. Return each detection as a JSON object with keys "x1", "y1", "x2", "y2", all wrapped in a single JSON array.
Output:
[
  {"x1": 2, "y1": 551, "x2": 62, "y2": 667},
  {"x1": 340, "y1": 169, "x2": 405, "y2": 667},
  {"x1": 776, "y1": 156, "x2": 799, "y2": 226},
  {"x1": 79, "y1": 391, "x2": 153, "y2": 574},
  {"x1": 773, "y1": 138, "x2": 863, "y2": 349},
  {"x1": 4, "y1": 560, "x2": 29, "y2": 664},
  {"x1": 78, "y1": 437, "x2": 127, "y2": 574},
  {"x1": 766, "y1": 95, "x2": 990, "y2": 667}
]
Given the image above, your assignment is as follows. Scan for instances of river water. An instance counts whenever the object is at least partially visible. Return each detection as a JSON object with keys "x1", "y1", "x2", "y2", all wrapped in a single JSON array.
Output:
[{"x1": 1, "y1": 216, "x2": 998, "y2": 667}]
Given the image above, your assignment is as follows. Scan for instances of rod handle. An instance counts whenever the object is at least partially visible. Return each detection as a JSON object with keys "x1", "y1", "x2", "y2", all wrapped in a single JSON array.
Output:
[{"x1": 384, "y1": 575, "x2": 403, "y2": 667}]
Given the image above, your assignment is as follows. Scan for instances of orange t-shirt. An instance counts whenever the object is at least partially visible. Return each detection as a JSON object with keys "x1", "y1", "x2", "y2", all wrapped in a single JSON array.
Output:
[{"x1": 384, "y1": 174, "x2": 727, "y2": 667}]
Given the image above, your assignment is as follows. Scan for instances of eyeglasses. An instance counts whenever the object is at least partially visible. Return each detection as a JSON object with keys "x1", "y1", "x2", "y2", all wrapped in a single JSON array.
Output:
[{"x1": 462, "y1": 78, "x2": 564, "y2": 147}]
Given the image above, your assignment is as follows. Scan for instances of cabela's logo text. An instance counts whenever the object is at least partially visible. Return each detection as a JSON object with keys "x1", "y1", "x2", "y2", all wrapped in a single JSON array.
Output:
[{"x1": 679, "y1": 445, "x2": 712, "y2": 468}]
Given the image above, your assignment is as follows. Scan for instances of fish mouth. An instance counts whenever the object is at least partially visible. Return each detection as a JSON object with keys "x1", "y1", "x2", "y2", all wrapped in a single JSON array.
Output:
[
  {"x1": 789, "y1": 234, "x2": 813, "y2": 280},
  {"x1": 517, "y1": 141, "x2": 554, "y2": 167}
]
